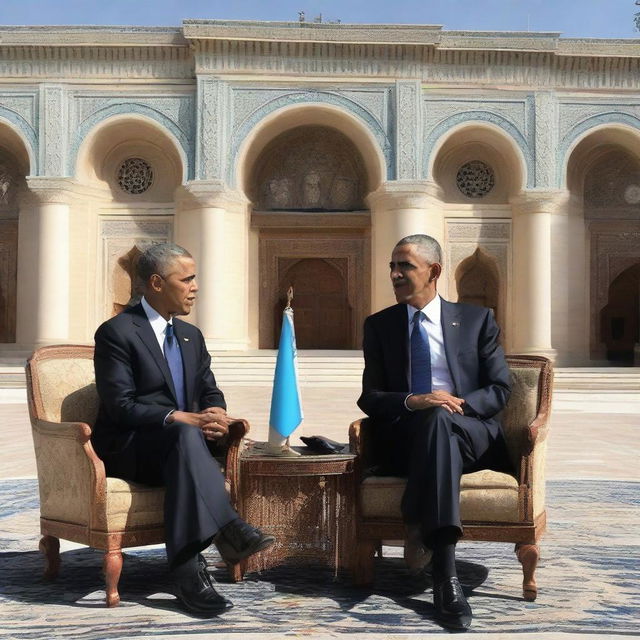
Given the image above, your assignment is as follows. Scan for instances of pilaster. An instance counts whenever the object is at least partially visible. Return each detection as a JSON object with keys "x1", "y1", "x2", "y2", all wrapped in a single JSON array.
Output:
[
  {"x1": 39, "y1": 85, "x2": 67, "y2": 177},
  {"x1": 510, "y1": 189, "x2": 569, "y2": 360},
  {"x1": 174, "y1": 180, "x2": 250, "y2": 349},
  {"x1": 367, "y1": 180, "x2": 444, "y2": 311},
  {"x1": 533, "y1": 92, "x2": 559, "y2": 189},
  {"x1": 16, "y1": 177, "x2": 77, "y2": 346},
  {"x1": 395, "y1": 80, "x2": 422, "y2": 180},
  {"x1": 195, "y1": 77, "x2": 229, "y2": 181}
]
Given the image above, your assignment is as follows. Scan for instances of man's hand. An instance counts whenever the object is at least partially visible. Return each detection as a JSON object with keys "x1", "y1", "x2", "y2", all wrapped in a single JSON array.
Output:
[
  {"x1": 406, "y1": 390, "x2": 465, "y2": 415},
  {"x1": 167, "y1": 409, "x2": 230, "y2": 441}
]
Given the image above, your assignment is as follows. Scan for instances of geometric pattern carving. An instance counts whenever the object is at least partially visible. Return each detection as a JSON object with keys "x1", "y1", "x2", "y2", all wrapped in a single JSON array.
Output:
[
  {"x1": 117, "y1": 158, "x2": 154, "y2": 195},
  {"x1": 584, "y1": 149, "x2": 640, "y2": 213},
  {"x1": 456, "y1": 161, "x2": 495, "y2": 198},
  {"x1": 252, "y1": 126, "x2": 366, "y2": 211}
]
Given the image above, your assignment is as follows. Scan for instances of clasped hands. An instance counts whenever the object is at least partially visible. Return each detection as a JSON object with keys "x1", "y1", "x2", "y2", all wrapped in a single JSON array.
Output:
[
  {"x1": 407, "y1": 390, "x2": 465, "y2": 415},
  {"x1": 167, "y1": 407, "x2": 235, "y2": 440}
]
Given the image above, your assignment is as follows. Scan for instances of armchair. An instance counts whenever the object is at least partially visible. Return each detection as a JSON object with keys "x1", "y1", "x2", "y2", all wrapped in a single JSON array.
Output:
[
  {"x1": 349, "y1": 355, "x2": 552, "y2": 601},
  {"x1": 26, "y1": 344, "x2": 247, "y2": 607}
]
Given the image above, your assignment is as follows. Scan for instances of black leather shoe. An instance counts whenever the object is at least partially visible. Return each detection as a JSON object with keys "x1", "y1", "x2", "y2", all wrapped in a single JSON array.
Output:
[
  {"x1": 173, "y1": 564, "x2": 233, "y2": 616},
  {"x1": 214, "y1": 518, "x2": 275, "y2": 564},
  {"x1": 433, "y1": 576, "x2": 472, "y2": 631}
]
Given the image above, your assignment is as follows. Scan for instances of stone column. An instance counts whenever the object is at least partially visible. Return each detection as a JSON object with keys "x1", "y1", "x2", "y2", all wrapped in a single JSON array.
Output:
[
  {"x1": 174, "y1": 181, "x2": 250, "y2": 350},
  {"x1": 510, "y1": 190, "x2": 568, "y2": 360},
  {"x1": 16, "y1": 178, "x2": 73, "y2": 346},
  {"x1": 366, "y1": 180, "x2": 444, "y2": 311}
]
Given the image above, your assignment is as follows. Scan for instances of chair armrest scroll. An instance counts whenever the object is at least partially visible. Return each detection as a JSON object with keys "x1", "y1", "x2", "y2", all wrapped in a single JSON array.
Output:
[
  {"x1": 31, "y1": 418, "x2": 107, "y2": 526},
  {"x1": 225, "y1": 419, "x2": 249, "y2": 507},
  {"x1": 349, "y1": 419, "x2": 364, "y2": 458},
  {"x1": 32, "y1": 417, "x2": 92, "y2": 442}
]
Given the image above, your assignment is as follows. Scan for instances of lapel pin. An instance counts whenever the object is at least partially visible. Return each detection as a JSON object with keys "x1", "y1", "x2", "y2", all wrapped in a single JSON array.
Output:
[
  {"x1": 452, "y1": 322, "x2": 460, "y2": 327},
  {"x1": 183, "y1": 337, "x2": 190, "y2": 342}
]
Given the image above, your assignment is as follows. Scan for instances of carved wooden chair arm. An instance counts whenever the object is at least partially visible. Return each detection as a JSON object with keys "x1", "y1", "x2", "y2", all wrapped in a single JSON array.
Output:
[{"x1": 224, "y1": 418, "x2": 250, "y2": 507}]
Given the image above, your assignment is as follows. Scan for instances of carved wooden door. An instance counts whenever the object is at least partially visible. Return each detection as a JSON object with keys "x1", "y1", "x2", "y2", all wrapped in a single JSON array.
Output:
[
  {"x1": 0, "y1": 220, "x2": 17, "y2": 343},
  {"x1": 275, "y1": 258, "x2": 351, "y2": 349}
]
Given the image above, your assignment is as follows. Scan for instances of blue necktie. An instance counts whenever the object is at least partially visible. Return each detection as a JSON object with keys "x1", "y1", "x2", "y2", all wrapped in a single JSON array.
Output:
[
  {"x1": 411, "y1": 310, "x2": 432, "y2": 394},
  {"x1": 163, "y1": 323, "x2": 186, "y2": 411}
]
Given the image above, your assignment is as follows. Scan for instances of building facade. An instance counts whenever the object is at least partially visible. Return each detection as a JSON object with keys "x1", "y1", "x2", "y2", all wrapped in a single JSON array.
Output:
[{"x1": 0, "y1": 20, "x2": 639, "y2": 365}]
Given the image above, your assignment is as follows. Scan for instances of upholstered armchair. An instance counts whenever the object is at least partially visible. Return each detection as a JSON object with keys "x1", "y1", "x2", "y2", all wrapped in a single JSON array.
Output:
[
  {"x1": 26, "y1": 345, "x2": 248, "y2": 607},
  {"x1": 349, "y1": 355, "x2": 552, "y2": 601}
]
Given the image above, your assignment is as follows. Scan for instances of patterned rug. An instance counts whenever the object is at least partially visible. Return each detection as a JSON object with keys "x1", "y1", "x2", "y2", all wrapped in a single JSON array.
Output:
[{"x1": 0, "y1": 478, "x2": 638, "y2": 639}]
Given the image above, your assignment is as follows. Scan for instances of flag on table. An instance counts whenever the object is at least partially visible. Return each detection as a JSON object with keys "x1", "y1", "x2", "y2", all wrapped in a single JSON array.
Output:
[{"x1": 269, "y1": 304, "x2": 303, "y2": 440}]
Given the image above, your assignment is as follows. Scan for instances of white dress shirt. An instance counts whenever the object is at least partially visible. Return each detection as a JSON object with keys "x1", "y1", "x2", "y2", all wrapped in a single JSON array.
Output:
[
  {"x1": 141, "y1": 296, "x2": 176, "y2": 423},
  {"x1": 406, "y1": 294, "x2": 455, "y2": 396},
  {"x1": 141, "y1": 296, "x2": 172, "y2": 351}
]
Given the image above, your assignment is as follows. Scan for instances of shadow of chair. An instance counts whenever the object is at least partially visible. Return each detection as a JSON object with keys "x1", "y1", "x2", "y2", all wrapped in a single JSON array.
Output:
[
  {"x1": 349, "y1": 354, "x2": 552, "y2": 601},
  {"x1": 26, "y1": 344, "x2": 247, "y2": 607}
]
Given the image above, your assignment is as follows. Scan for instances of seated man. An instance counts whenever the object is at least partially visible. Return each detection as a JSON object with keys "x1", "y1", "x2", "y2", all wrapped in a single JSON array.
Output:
[
  {"x1": 91, "y1": 242, "x2": 274, "y2": 615},
  {"x1": 357, "y1": 234, "x2": 511, "y2": 630}
]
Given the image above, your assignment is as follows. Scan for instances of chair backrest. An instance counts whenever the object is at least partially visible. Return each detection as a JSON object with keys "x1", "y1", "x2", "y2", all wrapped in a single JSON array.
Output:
[
  {"x1": 502, "y1": 355, "x2": 553, "y2": 471},
  {"x1": 26, "y1": 345, "x2": 99, "y2": 426}
]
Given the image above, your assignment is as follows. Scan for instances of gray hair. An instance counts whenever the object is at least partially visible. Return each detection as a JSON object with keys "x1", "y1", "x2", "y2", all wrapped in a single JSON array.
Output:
[
  {"x1": 395, "y1": 234, "x2": 442, "y2": 265},
  {"x1": 137, "y1": 242, "x2": 192, "y2": 284}
]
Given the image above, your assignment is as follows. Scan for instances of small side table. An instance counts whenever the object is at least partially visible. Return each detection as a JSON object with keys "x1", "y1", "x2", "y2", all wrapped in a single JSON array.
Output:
[{"x1": 234, "y1": 442, "x2": 356, "y2": 580}]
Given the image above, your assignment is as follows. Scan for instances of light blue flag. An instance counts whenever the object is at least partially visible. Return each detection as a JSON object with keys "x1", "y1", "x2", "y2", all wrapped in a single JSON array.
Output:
[{"x1": 269, "y1": 306, "x2": 303, "y2": 438}]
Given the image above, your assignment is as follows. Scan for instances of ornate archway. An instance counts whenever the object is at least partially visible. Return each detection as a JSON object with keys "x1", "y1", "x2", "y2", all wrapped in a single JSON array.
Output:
[
  {"x1": 251, "y1": 124, "x2": 372, "y2": 349},
  {"x1": 0, "y1": 134, "x2": 29, "y2": 343}
]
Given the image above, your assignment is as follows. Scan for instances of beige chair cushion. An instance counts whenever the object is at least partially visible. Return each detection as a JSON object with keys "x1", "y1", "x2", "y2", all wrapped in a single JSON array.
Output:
[
  {"x1": 360, "y1": 469, "x2": 520, "y2": 522},
  {"x1": 97, "y1": 478, "x2": 165, "y2": 532}
]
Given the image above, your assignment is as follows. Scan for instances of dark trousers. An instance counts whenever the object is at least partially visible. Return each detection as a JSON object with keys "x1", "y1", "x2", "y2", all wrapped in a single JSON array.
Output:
[
  {"x1": 373, "y1": 407, "x2": 510, "y2": 545},
  {"x1": 103, "y1": 422, "x2": 238, "y2": 568}
]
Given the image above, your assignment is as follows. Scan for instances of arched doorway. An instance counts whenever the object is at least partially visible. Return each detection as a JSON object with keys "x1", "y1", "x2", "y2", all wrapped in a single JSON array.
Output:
[
  {"x1": 567, "y1": 132, "x2": 640, "y2": 363},
  {"x1": 275, "y1": 258, "x2": 352, "y2": 349},
  {"x1": 249, "y1": 123, "x2": 372, "y2": 349},
  {"x1": 600, "y1": 263, "x2": 640, "y2": 365},
  {"x1": 0, "y1": 137, "x2": 28, "y2": 343},
  {"x1": 75, "y1": 116, "x2": 184, "y2": 327}
]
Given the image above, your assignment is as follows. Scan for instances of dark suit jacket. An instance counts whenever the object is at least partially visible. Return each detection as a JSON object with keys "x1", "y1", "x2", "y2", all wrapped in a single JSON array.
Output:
[
  {"x1": 91, "y1": 303, "x2": 225, "y2": 460},
  {"x1": 357, "y1": 299, "x2": 511, "y2": 437}
]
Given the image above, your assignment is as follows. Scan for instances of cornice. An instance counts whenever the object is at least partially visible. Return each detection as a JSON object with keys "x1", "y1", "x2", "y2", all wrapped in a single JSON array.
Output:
[
  {"x1": 175, "y1": 180, "x2": 249, "y2": 212},
  {"x1": 183, "y1": 20, "x2": 443, "y2": 45},
  {"x1": 0, "y1": 22, "x2": 639, "y2": 87},
  {"x1": 510, "y1": 189, "x2": 571, "y2": 215},
  {"x1": 366, "y1": 180, "x2": 443, "y2": 211},
  {"x1": 0, "y1": 26, "x2": 187, "y2": 47},
  {"x1": 20, "y1": 177, "x2": 109, "y2": 204}
]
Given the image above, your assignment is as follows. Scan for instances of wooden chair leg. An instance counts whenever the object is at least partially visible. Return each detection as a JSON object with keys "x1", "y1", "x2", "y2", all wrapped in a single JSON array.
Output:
[
  {"x1": 227, "y1": 559, "x2": 246, "y2": 583},
  {"x1": 352, "y1": 540, "x2": 377, "y2": 586},
  {"x1": 515, "y1": 543, "x2": 539, "y2": 601},
  {"x1": 39, "y1": 535, "x2": 60, "y2": 580},
  {"x1": 103, "y1": 550, "x2": 123, "y2": 607}
]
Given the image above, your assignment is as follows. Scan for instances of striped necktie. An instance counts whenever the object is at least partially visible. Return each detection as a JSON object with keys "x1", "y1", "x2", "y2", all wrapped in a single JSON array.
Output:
[
  {"x1": 163, "y1": 323, "x2": 186, "y2": 411},
  {"x1": 410, "y1": 310, "x2": 432, "y2": 394}
]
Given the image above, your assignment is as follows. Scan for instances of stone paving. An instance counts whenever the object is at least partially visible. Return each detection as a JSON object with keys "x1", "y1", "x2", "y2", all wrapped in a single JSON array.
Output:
[{"x1": 1, "y1": 386, "x2": 638, "y2": 640}]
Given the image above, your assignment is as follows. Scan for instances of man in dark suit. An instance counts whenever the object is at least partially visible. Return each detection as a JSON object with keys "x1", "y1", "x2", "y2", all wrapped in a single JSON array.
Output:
[
  {"x1": 92, "y1": 242, "x2": 274, "y2": 615},
  {"x1": 358, "y1": 234, "x2": 511, "y2": 630}
]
